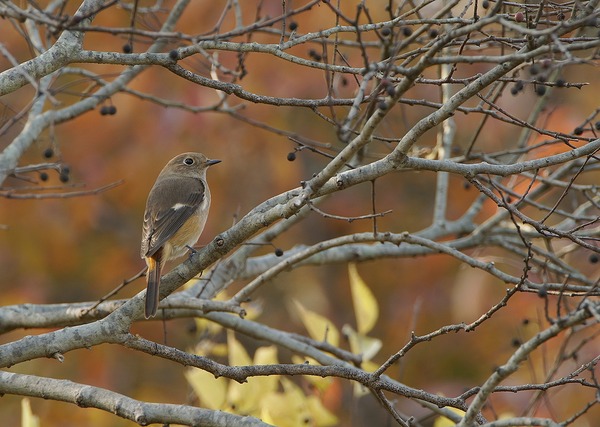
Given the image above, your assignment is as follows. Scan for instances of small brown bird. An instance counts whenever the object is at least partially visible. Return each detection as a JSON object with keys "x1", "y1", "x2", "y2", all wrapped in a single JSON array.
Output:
[{"x1": 140, "y1": 152, "x2": 220, "y2": 318}]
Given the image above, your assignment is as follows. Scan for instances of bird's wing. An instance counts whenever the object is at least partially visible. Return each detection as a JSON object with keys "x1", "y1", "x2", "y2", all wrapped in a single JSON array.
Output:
[{"x1": 141, "y1": 176, "x2": 205, "y2": 258}]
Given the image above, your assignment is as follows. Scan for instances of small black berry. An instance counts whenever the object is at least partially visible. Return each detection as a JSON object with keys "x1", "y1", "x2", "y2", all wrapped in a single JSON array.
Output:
[
  {"x1": 428, "y1": 28, "x2": 439, "y2": 38},
  {"x1": 573, "y1": 127, "x2": 584, "y2": 135},
  {"x1": 100, "y1": 105, "x2": 110, "y2": 115},
  {"x1": 482, "y1": 0, "x2": 489, "y2": 8},
  {"x1": 511, "y1": 338, "x2": 521, "y2": 348},
  {"x1": 589, "y1": 254, "x2": 599, "y2": 264},
  {"x1": 377, "y1": 100, "x2": 388, "y2": 110},
  {"x1": 537, "y1": 286, "x2": 547, "y2": 298},
  {"x1": 43, "y1": 148, "x2": 54, "y2": 159},
  {"x1": 107, "y1": 105, "x2": 117, "y2": 115},
  {"x1": 287, "y1": 152, "x2": 296, "y2": 161},
  {"x1": 381, "y1": 27, "x2": 391, "y2": 37},
  {"x1": 535, "y1": 85, "x2": 546, "y2": 96},
  {"x1": 401, "y1": 27, "x2": 412, "y2": 37},
  {"x1": 555, "y1": 79, "x2": 566, "y2": 87},
  {"x1": 169, "y1": 49, "x2": 179, "y2": 60},
  {"x1": 594, "y1": 121, "x2": 600, "y2": 131},
  {"x1": 59, "y1": 172, "x2": 69, "y2": 183},
  {"x1": 39, "y1": 172, "x2": 49, "y2": 181},
  {"x1": 288, "y1": 21, "x2": 298, "y2": 31},
  {"x1": 275, "y1": 248, "x2": 284, "y2": 257},
  {"x1": 122, "y1": 43, "x2": 132, "y2": 54},
  {"x1": 61, "y1": 165, "x2": 70, "y2": 175},
  {"x1": 529, "y1": 64, "x2": 540, "y2": 76},
  {"x1": 308, "y1": 49, "x2": 322, "y2": 61}
]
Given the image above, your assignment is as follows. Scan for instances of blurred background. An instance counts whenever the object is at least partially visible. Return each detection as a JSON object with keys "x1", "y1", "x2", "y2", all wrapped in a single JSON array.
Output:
[{"x1": 1, "y1": 0, "x2": 599, "y2": 425}]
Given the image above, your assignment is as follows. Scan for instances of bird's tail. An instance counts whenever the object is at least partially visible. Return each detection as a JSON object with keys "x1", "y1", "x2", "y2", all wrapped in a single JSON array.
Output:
[{"x1": 145, "y1": 253, "x2": 162, "y2": 318}]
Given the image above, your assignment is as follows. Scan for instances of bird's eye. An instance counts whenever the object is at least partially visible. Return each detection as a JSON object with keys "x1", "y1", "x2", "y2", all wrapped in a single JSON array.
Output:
[{"x1": 183, "y1": 157, "x2": 194, "y2": 165}]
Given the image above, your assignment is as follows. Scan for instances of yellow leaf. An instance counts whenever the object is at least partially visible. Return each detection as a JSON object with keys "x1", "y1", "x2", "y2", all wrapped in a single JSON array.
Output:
[
  {"x1": 193, "y1": 286, "x2": 227, "y2": 335},
  {"x1": 306, "y1": 395, "x2": 339, "y2": 426},
  {"x1": 184, "y1": 368, "x2": 228, "y2": 410},
  {"x1": 226, "y1": 379, "x2": 256, "y2": 415},
  {"x1": 252, "y1": 346, "x2": 280, "y2": 400},
  {"x1": 225, "y1": 335, "x2": 280, "y2": 416},
  {"x1": 293, "y1": 299, "x2": 340, "y2": 346},
  {"x1": 186, "y1": 341, "x2": 230, "y2": 410},
  {"x1": 262, "y1": 392, "x2": 308, "y2": 427},
  {"x1": 254, "y1": 345, "x2": 279, "y2": 365},
  {"x1": 240, "y1": 299, "x2": 264, "y2": 321},
  {"x1": 342, "y1": 324, "x2": 382, "y2": 361},
  {"x1": 194, "y1": 317, "x2": 223, "y2": 336},
  {"x1": 261, "y1": 378, "x2": 311, "y2": 427},
  {"x1": 191, "y1": 340, "x2": 227, "y2": 358},
  {"x1": 226, "y1": 331, "x2": 260, "y2": 415},
  {"x1": 21, "y1": 398, "x2": 40, "y2": 427},
  {"x1": 227, "y1": 330, "x2": 252, "y2": 366},
  {"x1": 361, "y1": 359, "x2": 380, "y2": 373},
  {"x1": 210, "y1": 343, "x2": 229, "y2": 357},
  {"x1": 433, "y1": 407, "x2": 466, "y2": 427},
  {"x1": 291, "y1": 355, "x2": 332, "y2": 392},
  {"x1": 348, "y1": 263, "x2": 379, "y2": 334},
  {"x1": 262, "y1": 377, "x2": 338, "y2": 427},
  {"x1": 342, "y1": 325, "x2": 381, "y2": 398},
  {"x1": 280, "y1": 377, "x2": 306, "y2": 399}
]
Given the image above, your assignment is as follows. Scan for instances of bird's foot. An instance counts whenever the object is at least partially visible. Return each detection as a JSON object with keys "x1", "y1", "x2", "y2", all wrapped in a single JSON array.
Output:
[{"x1": 186, "y1": 245, "x2": 198, "y2": 260}]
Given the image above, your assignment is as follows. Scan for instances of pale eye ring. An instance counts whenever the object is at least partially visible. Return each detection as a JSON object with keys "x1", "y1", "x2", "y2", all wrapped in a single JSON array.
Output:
[{"x1": 183, "y1": 157, "x2": 194, "y2": 165}]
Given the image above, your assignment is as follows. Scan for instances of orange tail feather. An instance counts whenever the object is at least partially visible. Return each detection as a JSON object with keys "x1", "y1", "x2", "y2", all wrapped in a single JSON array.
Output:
[{"x1": 145, "y1": 254, "x2": 162, "y2": 318}]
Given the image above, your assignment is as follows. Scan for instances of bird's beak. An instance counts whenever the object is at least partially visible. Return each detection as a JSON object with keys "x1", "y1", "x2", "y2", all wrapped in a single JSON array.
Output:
[{"x1": 206, "y1": 159, "x2": 221, "y2": 166}]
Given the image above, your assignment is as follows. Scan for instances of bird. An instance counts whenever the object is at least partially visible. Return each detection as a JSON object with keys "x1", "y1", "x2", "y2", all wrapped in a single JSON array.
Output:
[{"x1": 140, "y1": 152, "x2": 220, "y2": 318}]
